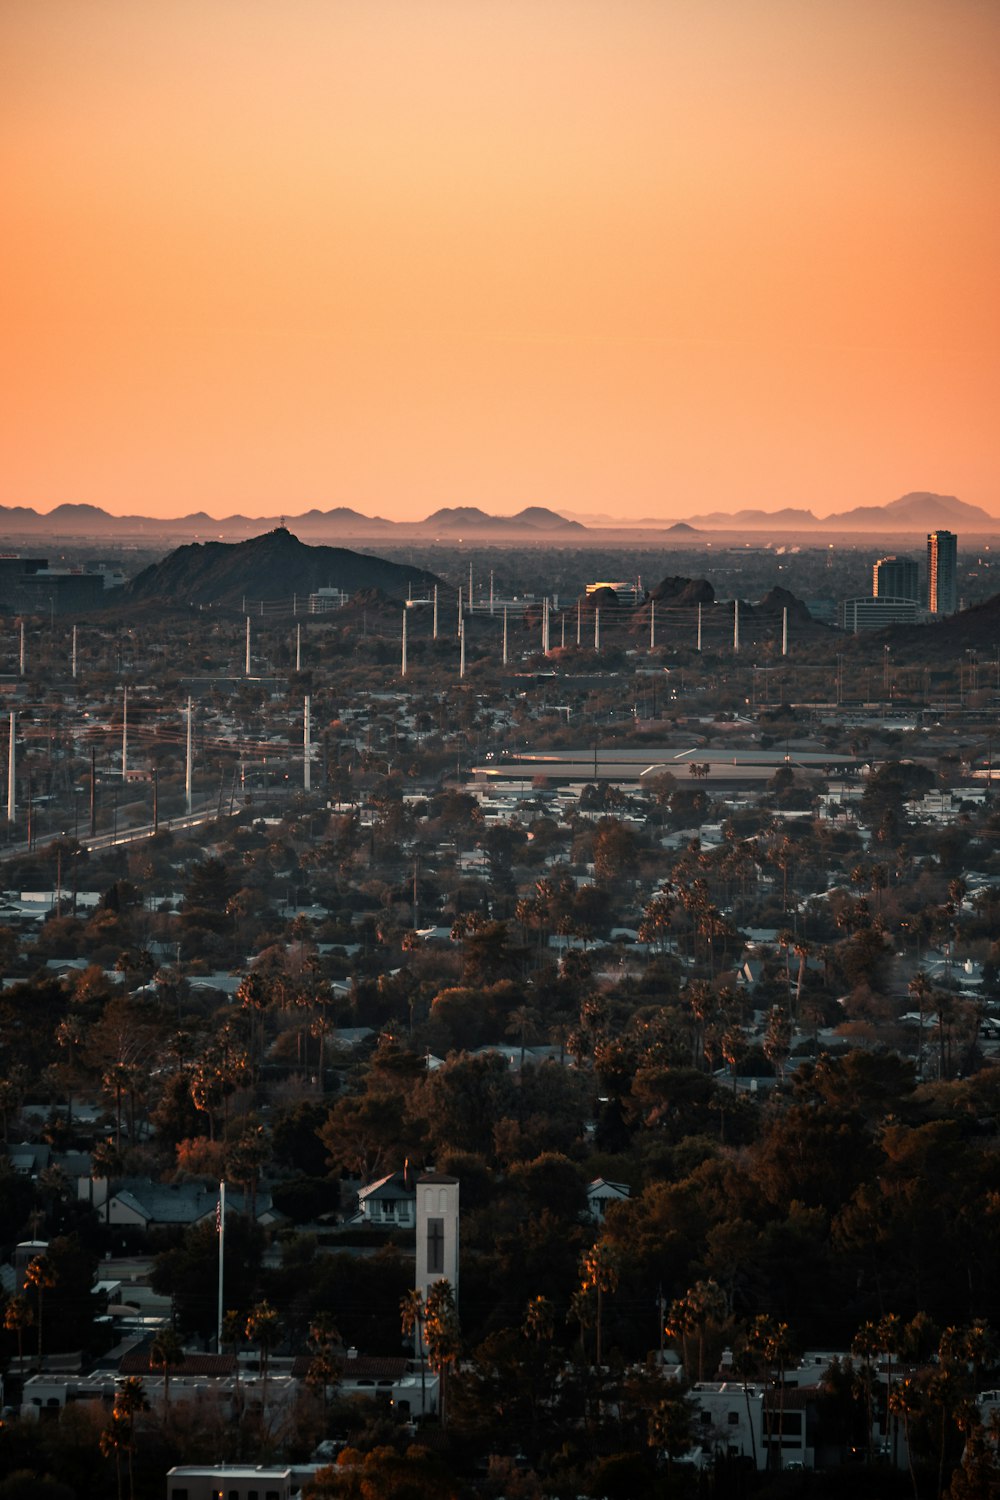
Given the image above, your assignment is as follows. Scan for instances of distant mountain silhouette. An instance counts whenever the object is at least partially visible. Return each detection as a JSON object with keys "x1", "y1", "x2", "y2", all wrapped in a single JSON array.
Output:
[
  {"x1": 687, "y1": 493, "x2": 997, "y2": 531},
  {"x1": 2, "y1": 490, "x2": 995, "y2": 538},
  {"x1": 0, "y1": 501, "x2": 582, "y2": 538},
  {"x1": 125, "y1": 529, "x2": 439, "y2": 608},
  {"x1": 686, "y1": 507, "x2": 818, "y2": 528},
  {"x1": 422, "y1": 505, "x2": 583, "y2": 532}
]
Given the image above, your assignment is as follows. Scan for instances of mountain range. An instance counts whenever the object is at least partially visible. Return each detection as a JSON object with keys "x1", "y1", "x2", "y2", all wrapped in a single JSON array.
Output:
[
  {"x1": 684, "y1": 492, "x2": 995, "y2": 531},
  {"x1": 0, "y1": 492, "x2": 995, "y2": 539}
]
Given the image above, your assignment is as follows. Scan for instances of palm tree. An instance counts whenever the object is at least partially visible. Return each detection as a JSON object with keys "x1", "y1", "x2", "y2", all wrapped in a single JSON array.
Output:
[
  {"x1": 721, "y1": 1025, "x2": 746, "y2": 1096},
  {"x1": 523, "y1": 1294, "x2": 555, "y2": 1344},
  {"x1": 793, "y1": 940, "x2": 811, "y2": 1018},
  {"x1": 149, "y1": 1326, "x2": 184, "y2": 1424},
  {"x1": 876, "y1": 1313, "x2": 902, "y2": 1466},
  {"x1": 888, "y1": 1377, "x2": 923, "y2": 1500},
  {"x1": 730, "y1": 1341, "x2": 760, "y2": 1471},
  {"x1": 305, "y1": 1313, "x2": 341, "y2": 1417},
  {"x1": 908, "y1": 971, "x2": 933, "y2": 1080},
  {"x1": 91, "y1": 1137, "x2": 124, "y2": 1228},
  {"x1": 400, "y1": 1289, "x2": 426, "y2": 1415},
  {"x1": 424, "y1": 1280, "x2": 461, "y2": 1425},
  {"x1": 0, "y1": 1066, "x2": 28, "y2": 1143},
  {"x1": 851, "y1": 1320, "x2": 880, "y2": 1462},
  {"x1": 648, "y1": 1393, "x2": 698, "y2": 1487},
  {"x1": 245, "y1": 1298, "x2": 281, "y2": 1427},
  {"x1": 505, "y1": 1004, "x2": 541, "y2": 1068},
  {"x1": 665, "y1": 1293, "x2": 699, "y2": 1380},
  {"x1": 579, "y1": 1240, "x2": 621, "y2": 1368},
  {"x1": 749, "y1": 1315, "x2": 793, "y2": 1469},
  {"x1": 112, "y1": 1376, "x2": 149, "y2": 1500},
  {"x1": 689, "y1": 1280, "x2": 728, "y2": 1383},
  {"x1": 777, "y1": 930, "x2": 795, "y2": 1003},
  {"x1": 763, "y1": 1006, "x2": 792, "y2": 1087},
  {"x1": 24, "y1": 1253, "x2": 56, "y2": 1363},
  {"x1": 100, "y1": 1408, "x2": 130, "y2": 1500},
  {"x1": 4, "y1": 1293, "x2": 34, "y2": 1371}
]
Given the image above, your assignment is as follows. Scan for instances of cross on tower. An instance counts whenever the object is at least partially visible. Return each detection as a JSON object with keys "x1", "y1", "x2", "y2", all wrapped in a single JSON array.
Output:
[{"x1": 427, "y1": 1217, "x2": 444, "y2": 1274}]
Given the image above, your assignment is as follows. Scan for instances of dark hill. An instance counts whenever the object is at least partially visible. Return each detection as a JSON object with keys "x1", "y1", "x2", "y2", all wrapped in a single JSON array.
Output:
[
  {"x1": 125, "y1": 529, "x2": 439, "y2": 609},
  {"x1": 650, "y1": 576, "x2": 716, "y2": 606},
  {"x1": 880, "y1": 590, "x2": 1000, "y2": 660},
  {"x1": 754, "y1": 586, "x2": 814, "y2": 624}
]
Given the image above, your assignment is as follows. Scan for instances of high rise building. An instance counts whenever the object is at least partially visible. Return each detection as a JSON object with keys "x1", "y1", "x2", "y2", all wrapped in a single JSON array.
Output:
[
  {"x1": 927, "y1": 530, "x2": 958, "y2": 614},
  {"x1": 872, "y1": 555, "x2": 919, "y2": 601}
]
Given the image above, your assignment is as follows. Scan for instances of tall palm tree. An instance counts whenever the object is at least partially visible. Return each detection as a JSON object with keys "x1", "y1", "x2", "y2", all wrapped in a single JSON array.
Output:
[
  {"x1": 851, "y1": 1320, "x2": 880, "y2": 1462},
  {"x1": 149, "y1": 1327, "x2": 184, "y2": 1424},
  {"x1": 888, "y1": 1378, "x2": 922, "y2": 1500},
  {"x1": 24, "y1": 1253, "x2": 56, "y2": 1363},
  {"x1": 91, "y1": 1137, "x2": 124, "y2": 1228},
  {"x1": 505, "y1": 1004, "x2": 541, "y2": 1068},
  {"x1": 4, "y1": 1294, "x2": 33, "y2": 1371},
  {"x1": 908, "y1": 971, "x2": 933, "y2": 1080},
  {"x1": 876, "y1": 1312, "x2": 902, "y2": 1465},
  {"x1": 305, "y1": 1314, "x2": 341, "y2": 1417},
  {"x1": 579, "y1": 1241, "x2": 621, "y2": 1369},
  {"x1": 400, "y1": 1289, "x2": 426, "y2": 1415},
  {"x1": 113, "y1": 1376, "x2": 149, "y2": 1500},
  {"x1": 424, "y1": 1280, "x2": 461, "y2": 1425},
  {"x1": 245, "y1": 1299, "x2": 281, "y2": 1429}
]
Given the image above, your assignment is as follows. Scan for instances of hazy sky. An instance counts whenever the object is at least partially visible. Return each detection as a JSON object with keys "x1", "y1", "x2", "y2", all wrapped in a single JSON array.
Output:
[{"x1": 3, "y1": 0, "x2": 999, "y2": 521}]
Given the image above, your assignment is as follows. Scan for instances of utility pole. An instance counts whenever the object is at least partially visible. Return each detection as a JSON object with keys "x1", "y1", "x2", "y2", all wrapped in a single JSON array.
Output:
[
  {"x1": 594, "y1": 607, "x2": 600, "y2": 652},
  {"x1": 6, "y1": 712, "x2": 14, "y2": 822},
  {"x1": 697, "y1": 602, "x2": 702, "y2": 652},
  {"x1": 733, "y1": 598, "x2": 740, "y2": 654},
  {"x1": 304, "y1": 695, "x2": 312, "y2": 791},
  {"x1": 296, "y1": 623, "x2": 301, "y2": 672},
  {"x1": 781, "y1": 607, "x2": 788, "y2": 658},
  {"x1": 185, "y1": 696, "x2": 193, "y2": 813},
  {"x1": 649, "y1": 599, "x2": 656, "y2": 651},
  {"x1": 401, "y1": 610, "x2": 408, "y2": 678},
  {"x1": 459, "y1": 617, "x2": 466, "y2": 679},
  {"x1": 433, "y1": 585, "x2": 439, "y2": 640},
  {"x1": 502, "y1": 606, "x2": 508, "y2": 666},
  {"x1": 245, "y1": 616, "x2": 251, "y2": 677},
  {"x1": 72, "y1": 623, "x2": 78, "y2": 680},
  {"x1": 122, "y1": 686, "x2": 128, "y2": 780}
]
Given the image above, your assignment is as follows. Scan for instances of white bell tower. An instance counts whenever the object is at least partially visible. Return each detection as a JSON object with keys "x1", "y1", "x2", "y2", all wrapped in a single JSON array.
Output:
[{"x1": 415, "y1": 1172, "x2": 460, "y2": 1307}]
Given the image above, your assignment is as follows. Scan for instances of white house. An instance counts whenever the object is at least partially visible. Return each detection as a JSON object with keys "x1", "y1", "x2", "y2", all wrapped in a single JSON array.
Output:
[
  {"x1": 586, "y1": 1178, "x2": 630, "y2": 1223},
  {"x1": 355, "y1": 1168, "x2": 416, "y2": 1228}
]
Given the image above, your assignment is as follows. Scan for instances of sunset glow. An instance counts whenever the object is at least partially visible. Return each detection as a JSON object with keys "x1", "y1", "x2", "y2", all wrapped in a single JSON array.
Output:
[{"x1": 3, "y1": 0, "x2": 999, "y2": 521}]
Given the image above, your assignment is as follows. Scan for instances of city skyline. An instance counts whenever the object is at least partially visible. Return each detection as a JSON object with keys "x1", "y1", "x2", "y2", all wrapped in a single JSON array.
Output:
[{"x1": 3, "y1": 0, "x2": 999, "y2": 522}]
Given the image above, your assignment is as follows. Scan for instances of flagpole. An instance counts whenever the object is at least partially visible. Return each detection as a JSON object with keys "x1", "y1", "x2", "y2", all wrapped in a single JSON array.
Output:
[{"x1": 217, "y1": 1179, "x2": 226, "y2": 1351}]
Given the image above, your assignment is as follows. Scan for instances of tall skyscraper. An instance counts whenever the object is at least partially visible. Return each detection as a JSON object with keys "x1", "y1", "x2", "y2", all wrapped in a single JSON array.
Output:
[
  {"x1": 927, "y1": 530, "x2": 958, "y2": 615},
  {"x1": 873, "y1": 555, "x2": 919, "y2": 601}
]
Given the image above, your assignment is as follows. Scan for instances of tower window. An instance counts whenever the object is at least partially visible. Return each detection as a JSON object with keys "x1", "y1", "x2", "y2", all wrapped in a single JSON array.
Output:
[{"x1": 427, "y1": 1216, "x2": 444, "y2": 1274}]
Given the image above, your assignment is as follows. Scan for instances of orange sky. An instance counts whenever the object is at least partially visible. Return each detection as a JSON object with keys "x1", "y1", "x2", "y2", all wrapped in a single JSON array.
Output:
[{"x1": 2, "y1": 0, "x2": 999, "y2": 522}]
